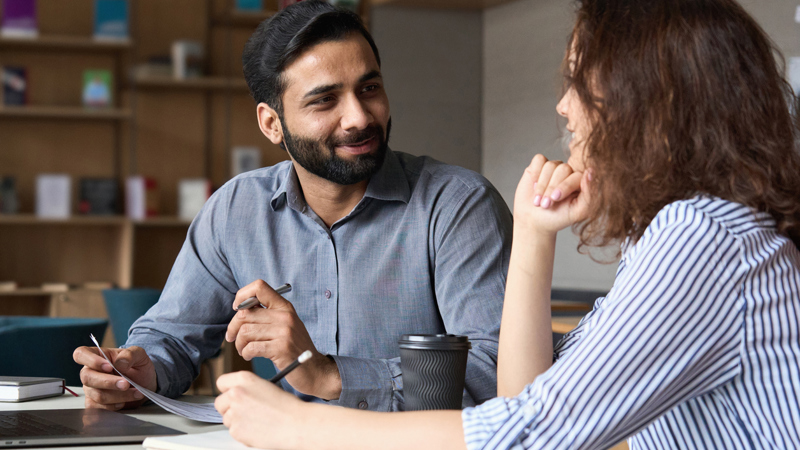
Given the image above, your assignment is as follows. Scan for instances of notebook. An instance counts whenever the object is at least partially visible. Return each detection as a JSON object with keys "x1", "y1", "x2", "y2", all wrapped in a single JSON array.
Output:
[
  {"x1": 0, "y1": 377, "x2": 65, "y2": 402},
  {"x1": 0, "y1": 408, "x2": 183, "y2": 448}
]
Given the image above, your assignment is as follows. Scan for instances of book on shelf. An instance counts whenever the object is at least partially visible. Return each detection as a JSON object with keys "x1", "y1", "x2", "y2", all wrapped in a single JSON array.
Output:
[
  {"x1": 0, "y1": 377, "x2": 66, "y2": 403},
  {"x1": 231, "y1": 146, "x2": 261, "y2": 177},
  {"x1": 2, "y1": 66, "x2": 28, "y2": 105},
  {"x1": 0, "y1": 176, "x2": 19, "y2": 214},
  {"x1": 36, "y1": 174, "x2": 71, "y2": 219},
  {"x1": 0, "y1": 0, "x2": 38, "y2": 38},
  {"x1": 0, "y1": 281, "x2": 18, "y2": 292},
  {"x1": 125, "y1": 176, "x2": 158, "y2": 220},
  {"x1": 41, "y1": 282, "x2": 71, "y2": 292},
  {"x1": 178, "y1": 178, "x2": 211, "y2": 221},
  {"x1": 78, "y1": 177, "x2": 119, "y2": 215},
  {"x1": 82, "y1": 69, "x2": 113, "y2": 108},
  {"x1": 171, "y1": 40, "x2": 204, "y2": 79},
  {"x1": 93, "y1": 0, "x2": 129, "y2": 41},
  {"x1": 82, "y1": 281, "x2": 115, "y2": 290},
  {"x1": 235, "y1": 0, "x2": 263, "y2": 12}
]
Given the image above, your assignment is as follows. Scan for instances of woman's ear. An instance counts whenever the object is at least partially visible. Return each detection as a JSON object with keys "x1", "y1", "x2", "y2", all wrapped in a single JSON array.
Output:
[{"x1": 257, "y1": 103, "x2": 284, "y2": 146}]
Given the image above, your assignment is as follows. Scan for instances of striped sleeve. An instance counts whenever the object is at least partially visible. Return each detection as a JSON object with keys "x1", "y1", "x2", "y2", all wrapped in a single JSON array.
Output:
[{"x1": 462, "y1": 202, "x2": 748, "y2": 450}]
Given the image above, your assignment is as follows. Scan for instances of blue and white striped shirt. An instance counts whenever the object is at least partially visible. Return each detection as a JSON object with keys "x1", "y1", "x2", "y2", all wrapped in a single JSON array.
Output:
[{"x1": 462, "y1": 197, "x2": 800, "y2": 449}]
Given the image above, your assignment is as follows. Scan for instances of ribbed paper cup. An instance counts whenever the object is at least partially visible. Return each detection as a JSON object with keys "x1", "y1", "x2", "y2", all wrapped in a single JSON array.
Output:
[{"x1": 398, "y1": 334, "x2": 471, "y2": 411}]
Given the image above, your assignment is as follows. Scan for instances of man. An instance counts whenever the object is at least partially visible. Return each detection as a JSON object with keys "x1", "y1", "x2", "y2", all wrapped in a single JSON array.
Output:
[{"x1": 74, "y1": 1, "x2": 512, "y2": 412}]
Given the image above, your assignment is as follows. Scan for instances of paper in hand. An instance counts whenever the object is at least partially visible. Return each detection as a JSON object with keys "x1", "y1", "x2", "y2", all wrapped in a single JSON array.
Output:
[{"x1": 89, "y1": 334, "x2": 223, "y2": 423}]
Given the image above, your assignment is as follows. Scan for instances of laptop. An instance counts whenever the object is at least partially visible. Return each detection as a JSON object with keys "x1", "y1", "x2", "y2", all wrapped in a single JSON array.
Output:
[{"x1": 0, "y1": 408, "x2": 184, "y2": 448}]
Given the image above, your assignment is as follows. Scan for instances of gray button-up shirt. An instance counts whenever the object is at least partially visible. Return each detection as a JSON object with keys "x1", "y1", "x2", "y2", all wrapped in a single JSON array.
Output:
[{"x1": 128, "y1": 149, "x2": 512, "y2": 411}]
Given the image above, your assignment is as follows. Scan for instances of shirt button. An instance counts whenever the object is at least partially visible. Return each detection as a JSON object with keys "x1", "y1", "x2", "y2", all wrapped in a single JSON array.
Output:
[
  {"x1": 357, "y1": 400, "x2": 368, "y2": 410},
  {"x1": 324, "y1": 290, "x2": 331, "y2": 299},
  {"x1": 522, "y1": 403, "x2": 538, "y2": 419}
]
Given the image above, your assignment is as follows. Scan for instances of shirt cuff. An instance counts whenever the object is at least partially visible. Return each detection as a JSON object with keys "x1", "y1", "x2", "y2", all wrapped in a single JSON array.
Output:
[
  {"x1": 462, "y1": 395, "x2": 538, "y2": 450},
  {"x1": 327, "y1": 354, "x2": 397, "y2": 411}
]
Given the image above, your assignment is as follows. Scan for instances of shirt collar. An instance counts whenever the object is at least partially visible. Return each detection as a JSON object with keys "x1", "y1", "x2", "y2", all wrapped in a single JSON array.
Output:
[{"x1": 269, "y1": 148, "x2": 411, "y2": 212}]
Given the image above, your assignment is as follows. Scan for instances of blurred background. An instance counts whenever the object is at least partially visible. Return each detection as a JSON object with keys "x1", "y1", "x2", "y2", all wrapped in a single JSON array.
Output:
[{"x1": 0, "y1": 0, "x2": 797, "y2": 390}]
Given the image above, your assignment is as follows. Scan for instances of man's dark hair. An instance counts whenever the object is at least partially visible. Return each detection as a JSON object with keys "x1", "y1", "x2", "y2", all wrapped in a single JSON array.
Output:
[{"x1": 242, "y1": 1, "x2": 381, "y2": 115}]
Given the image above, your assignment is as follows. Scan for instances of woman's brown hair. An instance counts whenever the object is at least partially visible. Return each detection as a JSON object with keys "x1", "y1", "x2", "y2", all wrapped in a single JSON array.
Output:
[{"x1": 568, "y1": 0, "x2": 800, "y2": 252}]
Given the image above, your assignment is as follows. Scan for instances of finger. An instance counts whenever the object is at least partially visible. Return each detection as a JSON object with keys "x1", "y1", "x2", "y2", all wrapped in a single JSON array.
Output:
[
  {"x1": 214, "y1": 392, "x2": 230, "y2": 416},
  {"x1": 216, "y1": 371, "x2": 258, "y2": 392},
  {"x1": 541, "y1": 164, "x2": 575, "y2": 208},
  {"x1": 546, "y1": 171, "x2": 582, "y2": 207},
  {"x1": 74, "y1": 346, "x2": 113, "y2": 372},
  {"x1": 80, "y1": 365, "x2": 127, "y2": 390},
  {"x1": 523, "y1": 154, "x2": 549, "y2": 184},
  {"x1": 84, "y1": 385, "x2": 144, "y2": 405},
  {"x1": 570, "y1": 170, "x2": 593, "y2": 222},
  {"x1": 533, "y1": 160, "x2": 563, "y2": 206},
  {"x1": 233, "y1": 280, "x2": 293, "y2": 312},
  {"x1": 113, "y1": 346, "x2": 147, "y2": 371}
]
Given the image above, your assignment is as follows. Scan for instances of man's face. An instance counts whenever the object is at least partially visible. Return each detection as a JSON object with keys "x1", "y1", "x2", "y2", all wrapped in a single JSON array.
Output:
[{"x1": 279, "y1": 34, "x2": 391, "y2": 185}]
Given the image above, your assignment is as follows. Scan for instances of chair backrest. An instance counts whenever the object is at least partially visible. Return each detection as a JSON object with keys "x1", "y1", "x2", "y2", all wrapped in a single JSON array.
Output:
[
  {"x1": 102, "y1": 288, "x2": 161, "y2": 348},
  {"x1": 0, "y1": 316, "x2": 108, "y2": 386}
]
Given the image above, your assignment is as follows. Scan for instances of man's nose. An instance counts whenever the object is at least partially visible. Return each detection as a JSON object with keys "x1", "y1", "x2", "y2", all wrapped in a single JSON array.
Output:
[{"x1": 340, "y1": 95, "x2": 373, "y2": 131}]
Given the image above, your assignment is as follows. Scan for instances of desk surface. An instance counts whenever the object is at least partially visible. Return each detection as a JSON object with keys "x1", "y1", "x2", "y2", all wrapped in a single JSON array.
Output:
[
  {"x1": 0, "y1": 387, "x2": 225, "y2": 450},
  {"x1": 552, "y1": 316, "x2": 583, "y2": 334}
]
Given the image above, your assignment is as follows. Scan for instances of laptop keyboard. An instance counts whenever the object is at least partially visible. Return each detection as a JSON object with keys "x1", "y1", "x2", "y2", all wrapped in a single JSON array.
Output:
[{"x1": 0, "y1": 412, "x2": 80, "y2": 437}]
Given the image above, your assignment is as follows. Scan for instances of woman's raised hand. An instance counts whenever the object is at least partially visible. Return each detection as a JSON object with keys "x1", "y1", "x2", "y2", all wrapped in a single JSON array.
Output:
[{"x1": 513, "y1": 154, "x2": 591, "y2": 235}]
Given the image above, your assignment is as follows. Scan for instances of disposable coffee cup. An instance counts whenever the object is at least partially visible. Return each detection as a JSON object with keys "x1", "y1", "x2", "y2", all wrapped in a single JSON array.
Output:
[{"x1": 398, "y1": 334, "x2": 471, "y2": 411}]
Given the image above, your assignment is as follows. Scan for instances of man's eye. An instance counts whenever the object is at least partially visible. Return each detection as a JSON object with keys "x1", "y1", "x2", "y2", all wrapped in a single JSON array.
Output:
[
  {"x1": 362, "y1": 84, "x2": 378, "y2": 93},
  {"x1": 313, "y1": 96, "x2": 334, "y2": 105}
]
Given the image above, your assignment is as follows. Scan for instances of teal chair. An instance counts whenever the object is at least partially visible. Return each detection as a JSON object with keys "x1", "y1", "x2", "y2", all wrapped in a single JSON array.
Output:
[
  {"x1": 251, "y1": 357, "x2": 278, "y2": 380},
  {"x1": 0, "y1": 316, "x2": 108, "y2": 386},
  {"x1": 102, "y1": 288, "x2": 161, "y2": 347}
]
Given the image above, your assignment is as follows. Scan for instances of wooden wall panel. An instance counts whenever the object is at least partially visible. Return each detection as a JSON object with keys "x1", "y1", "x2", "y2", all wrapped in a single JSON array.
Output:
[
  {"x1": 132, "y1": 0, "x2": 209, "y2": 64},
  {"x1": 0, "y1": 224, "x2": 124, "y2": 286},
  {"x1": 131, "y1": 225, "x2": 189, "y2": 289}
]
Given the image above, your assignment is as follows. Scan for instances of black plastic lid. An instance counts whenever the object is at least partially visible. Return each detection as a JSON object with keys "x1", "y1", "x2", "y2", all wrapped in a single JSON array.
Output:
[{"x1": 398, "y1": 334, "x2": 472, "y2": 350}]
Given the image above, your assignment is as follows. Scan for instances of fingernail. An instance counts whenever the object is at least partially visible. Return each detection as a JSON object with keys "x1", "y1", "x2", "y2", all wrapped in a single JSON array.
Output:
[
  {"x1": 116, "y1": 359, "x2": 130, "y2": 370},
  {"x1": 133, "y1": 391, "x2": 144, "y2": 400},
  {"x1": 551, "y1": 189, "x2": 562, "y2": 201},
  {"x1": 587, "y1": 170, "x2": 593, "y2": 181},
  {"x1": 533, "y1": 195, "x2": 542, "y2": 206},
  {"x1": 533, "y1": 182, "x2": 537, "y2": 190},
  {"x1": 101, "y1": 363, "x2": 113, "y2": 373},
  {"x1": 541, "y1": 197, "x2": 552, "y2": 208},
  {"x1": 115, "y1": 403, "x2": 125, "y2": 410},
  {"x1": 116, "y1": 380, "x2": 127, "y2": 390},
  {"x1": 225, "y1": 333, "x2": 232, "y2": 343}
]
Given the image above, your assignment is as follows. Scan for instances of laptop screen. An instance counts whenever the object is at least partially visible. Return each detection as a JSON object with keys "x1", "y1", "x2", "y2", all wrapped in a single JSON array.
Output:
[{"x1": 0, "y1": 408, "x2": 184, "y2": 448}]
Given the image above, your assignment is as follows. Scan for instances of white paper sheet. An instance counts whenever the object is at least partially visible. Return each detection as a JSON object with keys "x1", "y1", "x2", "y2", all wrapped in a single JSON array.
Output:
[
  {"x1": 142, "y1": 429, "x2": 274, "y2": 450},
  {"x1": 90, "y1": 334, "x2": 223, "y2": 423}
]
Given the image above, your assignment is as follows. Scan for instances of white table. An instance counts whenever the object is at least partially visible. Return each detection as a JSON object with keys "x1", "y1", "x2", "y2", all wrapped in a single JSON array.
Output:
[{"x1": 0, "y1": 387, "x2": 226, "y2": 449}]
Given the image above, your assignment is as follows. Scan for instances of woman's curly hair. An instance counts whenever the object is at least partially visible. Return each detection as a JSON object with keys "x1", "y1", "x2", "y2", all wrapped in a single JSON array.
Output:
[{"x1": 567, "y1": 0, "x2": 800, "y2": 252}]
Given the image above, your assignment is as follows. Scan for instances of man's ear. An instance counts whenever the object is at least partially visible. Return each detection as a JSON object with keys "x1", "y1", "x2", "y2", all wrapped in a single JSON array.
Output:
[{"x1": 256, "y1": 103, "x2": 284, "y2": 146}]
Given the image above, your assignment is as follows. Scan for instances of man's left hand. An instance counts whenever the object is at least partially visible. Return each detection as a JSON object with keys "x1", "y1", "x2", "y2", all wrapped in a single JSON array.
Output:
[{"x1": 226, "y1": 280, "x2": 342, "y2": 400}]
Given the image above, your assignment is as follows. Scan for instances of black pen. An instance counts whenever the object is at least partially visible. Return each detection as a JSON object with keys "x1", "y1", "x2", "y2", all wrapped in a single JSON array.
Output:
[
  {"x1": 269, "y1": 350, "x2": 312, "y2": 384},
  {"x1": 235, "y1": 283, "x2": 292, "y2": 311}
]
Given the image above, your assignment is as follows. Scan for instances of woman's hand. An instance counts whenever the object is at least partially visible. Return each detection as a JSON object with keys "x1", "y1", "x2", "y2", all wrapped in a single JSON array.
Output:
[
  {"x1": 513, "y1": 154, "x2": 591, "y2": 235},
  {"x1": 215, "y1": 371, "x2": 306, "y2": 450}
]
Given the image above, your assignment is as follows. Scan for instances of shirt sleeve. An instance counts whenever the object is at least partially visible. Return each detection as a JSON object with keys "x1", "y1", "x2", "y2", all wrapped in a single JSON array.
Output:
[
  {"x1": 433, "y1": 183, "x2": 512, "y2": 406},
  {"x1": 463, "y1": 203, "x2": 747, "y2": 450},
  {"x1": 326, "y1": 183, "x2": 512, "y2": 412},
  {"x1": 126, "y1": 187, "x2": 239, "y2": 398}
]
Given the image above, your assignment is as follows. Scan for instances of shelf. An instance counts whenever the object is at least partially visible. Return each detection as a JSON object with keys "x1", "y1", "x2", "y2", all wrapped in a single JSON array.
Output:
[
  {"x1": 0, "y1": 215, "x2": 191, "y2": 227},
  {"x1": 213, "y1": 10, "x2": 276, "y2": 27},
  {"x1": 0, "y1": 35, "x2": 131, "y2": 51},
  {"x1": 0, "y1": 105, "x2": 132, "y2": 120},
  {"x1": 370, "y1": 0, "x2": 519, "y2": 8},
  {"x1": 133, "y1": 217, "x2": 192, "y2": 227},
  {"x1": 0, "y1": 214, "x2": 127, "y2": 225},
  {"x1": 131, "y1": 75, "x2": 249, "y2": 92}
]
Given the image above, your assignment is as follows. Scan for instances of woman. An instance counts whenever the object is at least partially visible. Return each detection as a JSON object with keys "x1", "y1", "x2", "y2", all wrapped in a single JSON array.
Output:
[{"x1": 214, "y1": 0, "x2": 800, "y2": 448}]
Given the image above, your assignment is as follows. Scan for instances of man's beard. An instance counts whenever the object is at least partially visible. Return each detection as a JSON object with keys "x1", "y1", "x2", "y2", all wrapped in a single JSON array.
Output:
[{"x1": 281, "y1": 118, "x2": 391, "y2": 186}]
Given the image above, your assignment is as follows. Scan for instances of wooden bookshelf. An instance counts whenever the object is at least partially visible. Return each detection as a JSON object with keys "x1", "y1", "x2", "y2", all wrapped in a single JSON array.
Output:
[
  {"x1": 369, "y1": 0, "x2": 519, "y2": 8},
  {"x1": 214, "y1": 10, "x2": 277, "y2": 27},
  {"x1": 0, "y1": 35, "x2": 131, "y2": 51},
  {"x1": 0, "y1": 106, "x2": 132, "y2": 120},
  {"x1": 131, "y1": 75, "x2": 249, "y2": 91}
]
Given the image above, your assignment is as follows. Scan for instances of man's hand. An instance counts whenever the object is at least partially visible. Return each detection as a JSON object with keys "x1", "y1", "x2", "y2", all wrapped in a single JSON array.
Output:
[
  {"x1": 226, "y1": 280, "x2": 342, "y2": 400},
  {"x1": 73, "y1": 345, "x2": 157, "y2": 410}
]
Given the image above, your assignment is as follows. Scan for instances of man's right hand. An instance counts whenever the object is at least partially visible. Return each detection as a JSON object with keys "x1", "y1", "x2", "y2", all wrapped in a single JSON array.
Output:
[{"x1": 73, "y1": 345, "x2": 157, "y2": 410}]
